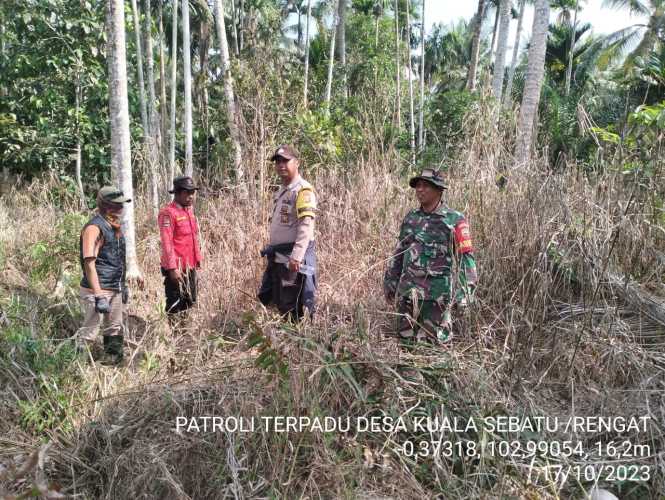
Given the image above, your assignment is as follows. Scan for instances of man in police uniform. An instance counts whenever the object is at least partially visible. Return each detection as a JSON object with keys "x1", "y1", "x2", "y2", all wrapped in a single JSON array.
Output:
[
  {"x1": 78, "y1": 186, "x2": 132, "y2": 365},
  {"x1": 258, "y1": 145, "x2": 317, "y2": 322},
  {"x1": 384, "y1": 168, "x2": 477, "y2": 344},
  {"x1": 158, "y1": 176, "x2": 203, "y2": 321}
]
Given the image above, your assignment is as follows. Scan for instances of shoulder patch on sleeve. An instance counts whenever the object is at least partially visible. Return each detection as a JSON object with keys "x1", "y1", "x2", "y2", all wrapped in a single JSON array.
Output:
[
  {"x1": 296, "y1": 187, "x2": 317, "y2": 218},
  {"x1": 159, "y1": 212, "x2": 172, "y2": 227},
  {"x1": 454, "y1": 219, "x2": 474, "y2": 254}
]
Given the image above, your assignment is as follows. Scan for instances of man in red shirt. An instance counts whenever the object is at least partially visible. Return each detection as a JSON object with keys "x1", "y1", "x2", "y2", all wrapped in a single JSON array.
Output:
[{"x1": 158, "y1": 176, "x2": 202, "y2": 319}]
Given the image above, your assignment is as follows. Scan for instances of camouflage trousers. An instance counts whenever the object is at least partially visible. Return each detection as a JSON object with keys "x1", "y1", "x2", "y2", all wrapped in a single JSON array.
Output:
[{"x1": 397, "y1": 299, "x2": 452, "y2": 344}]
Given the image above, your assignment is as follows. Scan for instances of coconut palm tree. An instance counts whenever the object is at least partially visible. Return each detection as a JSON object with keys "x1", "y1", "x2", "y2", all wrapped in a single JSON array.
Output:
[
  {"x1": 491, "y1": 0, "x2": 511, "y2": 101},
  {"x1": 324, "y1": 0, "x2": 339, "y2": 112},
  {"x1": 602, "y1": 0, "x2": 665, "y2": 68},
  {"x1": 515, "y1": 0, "x2": 550, "y2": 164},
  {"x1": 303, "y1": 0, "x2": 312, "y2": 106},
  {"x1": 546, "y1": 21, "x2": 594, "y2": 88},
  {"x1": 336, "y1": 0, "x2": 347, "y2": 97},
  {"x1": 426, "y1": 20, "x2": 472, "y2": 91},
  {"x1": 282, "y1": 0, "x2": 308, "y2": 48},
  {"x1": 467, "y1": 0, "x2": 487, "y2": 91},
  {"x1": 488, "y1": 0, "x2": 501, "y2": 61},
  {"x1": 213, "y1": 0, "x2": 244, "y2": 185},
  {"x1": 564, "y1": 0, "x2": 586, "y2": 95},
  {"x1": 504, "y1": 0, "x2": 526, "y2": 106}
]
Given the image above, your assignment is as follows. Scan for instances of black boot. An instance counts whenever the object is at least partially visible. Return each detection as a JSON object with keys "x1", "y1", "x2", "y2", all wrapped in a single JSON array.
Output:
[{"x1": 101, "y1": 335, "x2": 124, "y2": 366}]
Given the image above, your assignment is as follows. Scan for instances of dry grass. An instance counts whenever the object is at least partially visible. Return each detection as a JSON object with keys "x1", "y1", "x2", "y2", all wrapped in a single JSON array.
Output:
[{"x1": 1, "y1": 109, "x2": 665, "y2": 499}]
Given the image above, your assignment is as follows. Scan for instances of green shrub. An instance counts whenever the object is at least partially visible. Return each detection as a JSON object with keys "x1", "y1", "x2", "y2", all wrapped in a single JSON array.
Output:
[
  {"x1": 28, "y1": 212, "x2": 86, "y2": 284},
  {"x1": 428, "y1": 89, "x2": 480, "y2": 157}
]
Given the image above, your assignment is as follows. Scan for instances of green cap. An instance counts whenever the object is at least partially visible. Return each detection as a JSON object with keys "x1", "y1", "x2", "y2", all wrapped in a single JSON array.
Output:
[
  {"x1": 98, "y1": 186, "x2": 131, "y2": 204},
  {"x1": 409, "y1": 168, "x2": 447, "y2": 190}
]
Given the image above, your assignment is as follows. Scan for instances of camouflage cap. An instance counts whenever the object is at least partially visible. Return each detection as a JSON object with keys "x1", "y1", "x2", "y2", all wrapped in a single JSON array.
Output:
[
  {"x1": 409, "y1": 168, "x2": 447, "y2": 190},
  {"x1": 98, "y1": 186, "x2": 131, "y2": 204},
  {"x1": 270, "y1": 144, "x2": 300, "y2": 161}
]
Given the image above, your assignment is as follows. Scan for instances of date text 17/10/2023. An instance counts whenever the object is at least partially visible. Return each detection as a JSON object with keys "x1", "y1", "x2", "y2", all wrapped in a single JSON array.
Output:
[{"x1": 396, "y1": 441, "x2": 652, "y2": 482}]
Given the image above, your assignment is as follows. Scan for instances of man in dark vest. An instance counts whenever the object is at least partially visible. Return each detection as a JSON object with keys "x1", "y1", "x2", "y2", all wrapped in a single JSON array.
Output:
[{"x1": 77, "y1": 186, "x2": 131, "y2": 365}]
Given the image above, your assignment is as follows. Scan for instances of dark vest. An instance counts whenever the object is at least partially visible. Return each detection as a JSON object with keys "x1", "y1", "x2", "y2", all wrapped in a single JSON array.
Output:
[{"x1": 80, "y1": 214, "x2": 126, "y2": 291}]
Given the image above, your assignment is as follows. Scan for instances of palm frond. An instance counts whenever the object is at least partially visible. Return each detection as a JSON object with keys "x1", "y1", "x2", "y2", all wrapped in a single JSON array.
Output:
[
  {"x1": 597, "y1": 25, "x2": 644, "y2": 68},
  {"x1": 601, "y1": 0, "x2": 651, "y2": 17}
]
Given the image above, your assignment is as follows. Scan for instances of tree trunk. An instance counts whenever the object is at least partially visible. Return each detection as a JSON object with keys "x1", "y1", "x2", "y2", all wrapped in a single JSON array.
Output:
[
  {"x1": 129, "y1": 0, "x2": 148, "y2": 133},
  {"x1": 418, "y1": 0, "x2": 425, "y2": 150},
  {"x1": 394, "y1": 0, "x2": 401, "y2": 130},
  {"x1": 303, "y1": 0, "x2": 312, "y2": 107},
  {"x1": 491, "y1": 0, "x2": 511, "y2": 102},
  {"x1": 158, "y1": 1, "x2": 168, "y2": 151},
  {"x1": 230, "y1": 0, "x2": 240, "y2": 56},
  {"x1": 0, "y1": 9, "x2": 6, "y2": 97},
  {"x1": 406, "y1": 0, "x2": 416, "y2": 164},
  {"x1": 197, "y1": 21, "x2": 211, "y2": 176},
  {"x1": 144, "y1": 0, "x2": 160, "y2": 217},
  {"x1": 336, "y1": 0, "x2": 347, "y2": 98},
  {"x1": 182, "y1": 0, "x2": 193, "y2": 177},
  {"x1": 75, "y1": 140, "x2": 84, "y2": 209},
  {"x1": 490, "y1": 5, "x2": 500, "y2": 63},
  {"x1": 297, "y1": 9, "x2": 302, "y2": 49},
  {"x1": 169, "y1": 0, "x2": 178, "y2": 188},
  {"x1": 324, "y1": 0, "x2": 339, "y2": 113},
  {"x1": 503, "y1": 0, "x2": 525, "y2": 107},
  {"x1": 238, "y1": 0, "x2": 244, "y2": 51},
  {"x1": 564, "y1": 1, "x2": 578, "y2": 97},
  {"x1": 466, "y1": 0, "x2": 486, "y2": 91},
  {"x1": 515, "y1": 0, "x2": 550, "y2": 164},
  {"x1": 108, "y1": 0, "x2": 142, "y2": 280},
  {"x1": 213, "y1": 0, "x2": 244, "y2": 185},
  {"x1": 74, "y1": 79, "x2": 85, "y2": 209}
]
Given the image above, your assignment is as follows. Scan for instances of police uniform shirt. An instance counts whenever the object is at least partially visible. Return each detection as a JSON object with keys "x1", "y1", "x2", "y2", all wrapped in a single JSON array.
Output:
[{"x1": 269, "y1": 175, "x2": 317, "y2": 262}]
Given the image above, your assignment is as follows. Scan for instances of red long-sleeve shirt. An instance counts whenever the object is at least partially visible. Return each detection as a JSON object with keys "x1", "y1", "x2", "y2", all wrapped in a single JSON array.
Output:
[{"x1": 158, "y1": 202, "x2": 202, "y2": 270}]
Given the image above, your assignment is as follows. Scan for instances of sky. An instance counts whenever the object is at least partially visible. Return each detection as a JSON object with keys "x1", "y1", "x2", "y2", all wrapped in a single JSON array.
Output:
[{"x1": 425, "y1": 0, "x2": 649, "y2": 60}]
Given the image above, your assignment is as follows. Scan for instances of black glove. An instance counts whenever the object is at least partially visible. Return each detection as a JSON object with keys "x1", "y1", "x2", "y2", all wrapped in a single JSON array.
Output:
[
  {"x1": 122, "y1": 287, "x2": 129, "y2": 304},
  {"x1": 95, "y1": 295, "x2": 111, "y2": 314}
]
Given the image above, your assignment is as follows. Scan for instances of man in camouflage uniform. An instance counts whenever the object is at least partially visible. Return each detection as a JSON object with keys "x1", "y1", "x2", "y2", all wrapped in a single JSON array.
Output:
[{"x1": 384, "y1": 168, "x2": 477, "y2": 344}]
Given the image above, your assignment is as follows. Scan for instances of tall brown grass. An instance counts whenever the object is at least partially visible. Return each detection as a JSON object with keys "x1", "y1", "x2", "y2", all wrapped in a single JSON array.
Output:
[{"x1": 1, "y1": 101, "x2": 664, "y2": 499}]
